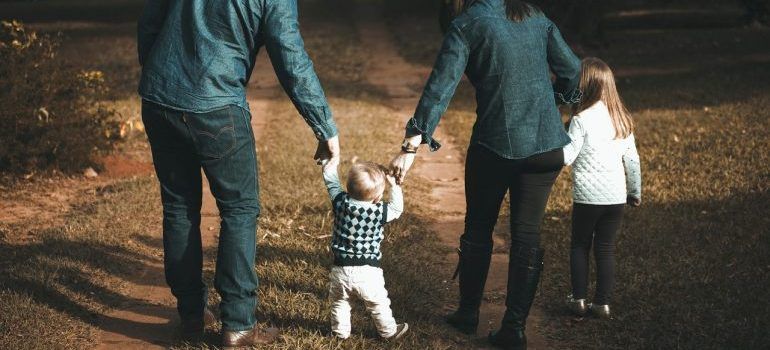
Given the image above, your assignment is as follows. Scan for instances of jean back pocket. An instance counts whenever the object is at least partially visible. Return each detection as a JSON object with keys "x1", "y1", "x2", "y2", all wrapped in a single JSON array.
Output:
[{"x1": 185, "y1": 106, "x2": 237, "y2": 160}]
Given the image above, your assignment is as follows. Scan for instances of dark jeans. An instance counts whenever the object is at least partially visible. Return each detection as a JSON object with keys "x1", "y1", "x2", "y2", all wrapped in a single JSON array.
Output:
[
  {"x1": 142, "y1": 101, "x2": 260, "y2": 331},
  {"x1": 463, "y1": 144, "x2": 563, "y2": 251},
  {"x1": 570, "y1": 203, "x2": 624, "y2": 305}
]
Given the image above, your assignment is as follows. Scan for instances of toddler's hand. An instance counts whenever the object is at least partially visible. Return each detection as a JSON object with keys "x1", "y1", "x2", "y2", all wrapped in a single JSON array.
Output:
[
  {"x1": 321, "y1": 157, "x2": 339, "y2": 172},
  {"x1": 385, "y1": 174, "x2": 397, "y2": 187}
]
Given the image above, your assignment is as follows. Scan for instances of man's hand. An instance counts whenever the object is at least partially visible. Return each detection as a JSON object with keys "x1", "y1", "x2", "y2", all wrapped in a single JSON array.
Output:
[
  {"x1": 315, "y1": 135, "x2": 340, "y2": 165},
  {"x1": 627, "y1": 196, "x2": 641, "y2": 207}
]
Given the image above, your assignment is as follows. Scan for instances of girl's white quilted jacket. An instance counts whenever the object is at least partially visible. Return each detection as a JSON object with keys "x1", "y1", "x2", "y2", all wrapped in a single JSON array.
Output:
[{"x1": 563, "y1": 101, "x2": 642, "y2": 205}]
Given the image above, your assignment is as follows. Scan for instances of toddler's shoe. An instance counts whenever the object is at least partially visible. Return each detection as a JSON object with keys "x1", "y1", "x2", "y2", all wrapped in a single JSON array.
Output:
[
  {"x1": 386, "y1": 323, "x2": 409, "y2": 340},
  {"x1": 566, "y1": 294, "x2": 588, "y2": 316},
  {"x1": 588, "y1": 303, "x2": 611, "y2": 319}
]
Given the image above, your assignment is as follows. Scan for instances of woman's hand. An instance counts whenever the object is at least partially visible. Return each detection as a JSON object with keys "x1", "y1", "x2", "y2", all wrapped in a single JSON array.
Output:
[
  {"x1": 390, "y1": 135, "x2": 421, "y2": 184},
  {"x1": 390, "y1": 151, "x2": 416, "y2": 185}
]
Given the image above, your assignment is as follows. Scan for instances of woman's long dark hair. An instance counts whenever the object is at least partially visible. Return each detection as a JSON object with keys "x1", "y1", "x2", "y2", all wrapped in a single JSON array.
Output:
[{"x1": 440, "y1": 0, "x2": 540, "y2": 32}]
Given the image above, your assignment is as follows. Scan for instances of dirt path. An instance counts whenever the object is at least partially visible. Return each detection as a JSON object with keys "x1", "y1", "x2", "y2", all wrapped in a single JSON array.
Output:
[
  {"x1": 353, "y1": 3, "x2": 550, "y2": 348},
  {"x1": 94, "y1": 54, "x2": 277, "y2": 349}
]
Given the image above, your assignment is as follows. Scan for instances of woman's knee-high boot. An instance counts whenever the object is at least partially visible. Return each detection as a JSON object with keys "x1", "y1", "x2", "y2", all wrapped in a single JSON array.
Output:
[
  {"x1": 488, "y1": 246, "x2": 545, "y2": 350},
  {"x1": 446, "y1": 237, "x2": 493, "y2": 334}
]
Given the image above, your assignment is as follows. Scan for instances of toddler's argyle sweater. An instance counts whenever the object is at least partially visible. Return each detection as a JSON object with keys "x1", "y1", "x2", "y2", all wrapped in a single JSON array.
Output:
[{"x1": 330, "y1": 193, "x2": 388, "y2": 267}]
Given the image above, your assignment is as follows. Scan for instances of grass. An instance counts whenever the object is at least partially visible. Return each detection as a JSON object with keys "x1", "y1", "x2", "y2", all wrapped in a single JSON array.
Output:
[
  {"x1": 2, "y1": 0, "x2": 767, "y2": 349},
  {"x1": 386, "y1": 1, "x2": 770, "y2": 349},
  {"x1": 0, "y1": 179, "x2": 165, "y2": 349}
]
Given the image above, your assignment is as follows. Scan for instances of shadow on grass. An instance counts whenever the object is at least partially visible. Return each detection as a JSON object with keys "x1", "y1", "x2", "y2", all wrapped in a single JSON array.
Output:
[
  {"x1": 537, "y1": 191, "x2": 770, "y2": 349},
  {"x1": 0, "y1": 235, "x2": 179, "y2": 342}
]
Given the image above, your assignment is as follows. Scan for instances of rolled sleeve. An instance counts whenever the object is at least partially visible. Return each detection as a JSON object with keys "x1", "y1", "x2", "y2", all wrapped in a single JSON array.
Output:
[
  {"x1": 299, "y1": 105, "x2": 338, "y2": 140},
  {"x1": 405, "y1": 117, "x2": 442, "y2": 151},
  {"x1": 408, "y1": 24, "x2": 469, "y2": 152}
]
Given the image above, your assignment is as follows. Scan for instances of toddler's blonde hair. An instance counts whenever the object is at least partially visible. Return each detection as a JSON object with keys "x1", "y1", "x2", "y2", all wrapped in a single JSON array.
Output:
[{"x1": 347, "y1": 162, "x2": 387, "y2": 202}]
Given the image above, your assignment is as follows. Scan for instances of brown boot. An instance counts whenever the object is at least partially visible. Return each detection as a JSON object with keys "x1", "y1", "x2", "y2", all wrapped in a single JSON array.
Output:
[
  {"x1": 222, "y1": 326, "x2": 280, "y2": 348},
  {"x1": 181, "y1": 307, "x2": 218, "y2": 340}
]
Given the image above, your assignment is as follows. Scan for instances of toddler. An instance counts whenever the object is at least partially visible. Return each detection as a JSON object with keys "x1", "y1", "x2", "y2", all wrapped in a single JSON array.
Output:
[
  {"x1": 563, "y1": 57, "x2": 642, "y2": 319},
  {"x1": 322, "y1": 160, "x2": 409, "y2": 339}
]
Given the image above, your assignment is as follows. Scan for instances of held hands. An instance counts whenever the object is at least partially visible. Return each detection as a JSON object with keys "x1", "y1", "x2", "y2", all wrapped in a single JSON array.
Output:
[
  {"x1": 389, "y1": 152, "x2": 416, "y2": 185},
  {"x1": 315, "y1": 135, "x2": 340, "y2": 169},
  {"x1": 627, "y1": 196, "x2": 642, "y2": 207},
  {"x1": 389, "y1": 135, "x2": 421, "y2": 184},
  {"x1": 385, "y1": 173, "x2": 398, "y2": 187}
]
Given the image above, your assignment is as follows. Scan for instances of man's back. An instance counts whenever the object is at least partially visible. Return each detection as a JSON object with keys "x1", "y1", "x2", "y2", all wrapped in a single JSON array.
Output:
[
  {"x1": 138, "y1": 0, "x2": 262, "y2": 112},
  {"x1": 137, "y1": 0, "x2": 336, "y2": 143}
]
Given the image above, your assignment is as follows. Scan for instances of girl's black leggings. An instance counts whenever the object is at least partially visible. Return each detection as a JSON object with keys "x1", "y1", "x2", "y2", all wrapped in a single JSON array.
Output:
[
  {"x1": 463, "y1": 144, "x2": 563, "y2": 250},
  {"x1": 570, "y1": 203, "x2": 624, "y2": 305}
]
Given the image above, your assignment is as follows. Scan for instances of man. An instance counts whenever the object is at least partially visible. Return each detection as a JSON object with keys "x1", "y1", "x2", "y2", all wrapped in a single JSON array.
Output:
[{"x1": 137, "y1": 0, "x2": 340, "y2": 346}]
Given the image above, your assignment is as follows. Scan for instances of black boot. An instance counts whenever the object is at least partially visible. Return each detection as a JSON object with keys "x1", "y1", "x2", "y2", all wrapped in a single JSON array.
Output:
[
  {"x1": 446, "y1": 237, "x2": 492, "y2": 335},
  {"x1": 489, "y1": 246, "x2": 545, "y2": 350}
]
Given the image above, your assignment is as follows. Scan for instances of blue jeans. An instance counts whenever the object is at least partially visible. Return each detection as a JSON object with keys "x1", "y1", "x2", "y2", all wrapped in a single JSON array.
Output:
[{"x1": 142, "y1": 100, "x2": 260, "y2": 331}]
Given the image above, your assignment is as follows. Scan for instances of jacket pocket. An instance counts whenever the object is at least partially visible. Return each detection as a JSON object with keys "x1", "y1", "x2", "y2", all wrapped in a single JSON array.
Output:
[{"x1": 185, "y1": 106, "x2": 237, "y2": 160}]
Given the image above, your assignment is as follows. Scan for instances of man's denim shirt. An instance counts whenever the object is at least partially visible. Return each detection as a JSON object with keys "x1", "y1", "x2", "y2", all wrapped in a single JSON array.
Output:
[
  {"x1": 406, "y1": 0, "x2": 581, "y2": 159},
  {"x1": 137, "y1": 0, "x2": 337, "y2": 140}
]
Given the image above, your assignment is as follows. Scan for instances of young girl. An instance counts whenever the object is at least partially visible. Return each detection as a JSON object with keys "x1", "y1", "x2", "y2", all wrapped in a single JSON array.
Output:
[{"x1": 563, "y1": 57, "x2": 642, "y2": 319}]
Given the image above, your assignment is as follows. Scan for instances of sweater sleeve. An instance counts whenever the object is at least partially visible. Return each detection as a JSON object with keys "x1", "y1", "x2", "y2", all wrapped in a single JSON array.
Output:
[
  {"x1": 322, "y1": 166, "x2": 343, "y2": 201},
  {"x1": 385, "y1": 185, "x2": 404, "y2": 223},
  {"x1": 623, "y1": 133, "x2": 642, "y2": 199},
  {"x1": 563, "y1": 116, "x2": 586, "y2": 166}
]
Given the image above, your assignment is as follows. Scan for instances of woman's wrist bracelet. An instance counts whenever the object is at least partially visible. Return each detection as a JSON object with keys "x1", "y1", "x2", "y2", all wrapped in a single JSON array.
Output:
[{"x1": 401, "y1": 139, "x2": 419, "y2": 153}]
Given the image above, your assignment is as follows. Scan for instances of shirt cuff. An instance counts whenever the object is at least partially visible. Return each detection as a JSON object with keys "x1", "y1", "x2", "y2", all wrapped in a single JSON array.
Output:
[
  {"x1": 405, "y1": 117, "x2": 442, "y2": 152},
  {"x1": 311, "y1": 120, "x2": 338, "y2": 141},
  {"x1": 555, "y1": 88, "x2": 583, "y2": 105}
]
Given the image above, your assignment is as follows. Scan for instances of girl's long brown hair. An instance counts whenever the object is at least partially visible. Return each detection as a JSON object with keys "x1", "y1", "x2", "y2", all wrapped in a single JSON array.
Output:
[
  {"x1": 440, "y1": 0, "x2": 539, "y2": 32},
  {"x1": 574, "y1": 57, "x2": 634, "y2": 139}
]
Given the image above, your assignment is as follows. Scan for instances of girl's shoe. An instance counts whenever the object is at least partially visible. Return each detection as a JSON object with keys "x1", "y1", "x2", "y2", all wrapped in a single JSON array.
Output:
[
  {"x1": 588, "y1": 303, "x2": 611, "y2": 319},
  {"x1": 566, "y1": 294, "x2": 587, "y2": 316}
]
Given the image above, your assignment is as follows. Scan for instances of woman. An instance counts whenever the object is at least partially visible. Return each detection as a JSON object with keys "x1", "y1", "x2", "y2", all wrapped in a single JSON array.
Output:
[{"x1": 390, "y1": 0, "x2": 581, "y2": 349}]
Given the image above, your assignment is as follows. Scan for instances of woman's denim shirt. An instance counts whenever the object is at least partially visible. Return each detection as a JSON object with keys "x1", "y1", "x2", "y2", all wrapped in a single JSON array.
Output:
[
  {"x1": 406, "y1": 0, "x2": 581, "y2": 159},
  {"x1": 137, "y1": 0, "x2": 337, "y2": 140}
]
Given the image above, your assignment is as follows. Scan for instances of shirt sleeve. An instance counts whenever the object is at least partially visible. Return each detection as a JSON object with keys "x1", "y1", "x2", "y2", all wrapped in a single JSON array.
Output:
[
  {"x1": 623, "y1": 133, "x2": 642, "y2": 199},
  {"x1": 385, "y1": 184, "x2": 404, "y2": 223},
  {"x1": 262, "y1": 0, "x2": 338, "y2": 141},
  {"x1": 322, "y1": 166, "x2": 343, "y2": 201},
  {"x1": 404, "y1": 24, "x2": 470, "y2": 152},
  {"x1": 563, "y1": 116, "x2": 586, "y2": 166},
  {"x1": 546, "y1": 20, "x2": 582, "y2": 105},
  {"x1": 137, "y1": 0, "x2": 170, "y2": 66}
]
